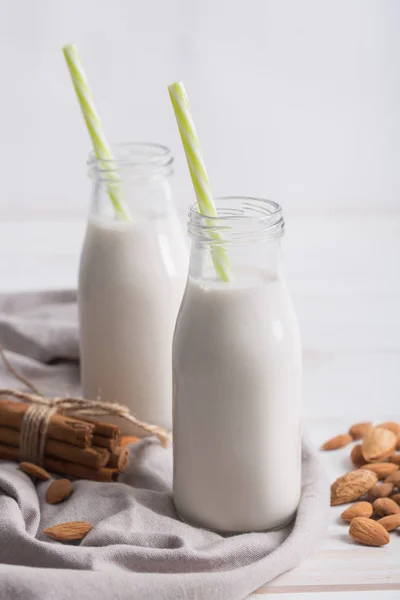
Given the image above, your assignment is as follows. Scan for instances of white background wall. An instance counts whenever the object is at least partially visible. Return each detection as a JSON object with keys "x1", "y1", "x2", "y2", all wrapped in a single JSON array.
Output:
[
  {"x1": 0, "y1": 0, "x2": 398, "y2": 416},
  {"x1": 0, "y1": 0, "x2": 399, "y2": 218}
]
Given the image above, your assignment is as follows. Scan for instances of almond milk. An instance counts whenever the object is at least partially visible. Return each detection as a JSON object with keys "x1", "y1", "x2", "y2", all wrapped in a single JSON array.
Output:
[
  {"x1": 79, "y1": 213, "x2": 187, "y2": 430},
  {"x1": 173, "y1": 198, "x2": 302, "y2": 532}
]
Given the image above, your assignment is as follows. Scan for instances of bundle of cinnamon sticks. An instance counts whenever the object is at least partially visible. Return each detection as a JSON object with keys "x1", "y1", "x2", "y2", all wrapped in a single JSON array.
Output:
[{"x1": 0, "y1": 400, "x2": 134, "y2": 481}]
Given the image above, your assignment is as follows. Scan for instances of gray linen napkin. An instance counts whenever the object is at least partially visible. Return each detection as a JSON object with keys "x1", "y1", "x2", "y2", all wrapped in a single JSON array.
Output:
[{"x1": 0, "y1": 291, "x2": 329, "y2": 600}]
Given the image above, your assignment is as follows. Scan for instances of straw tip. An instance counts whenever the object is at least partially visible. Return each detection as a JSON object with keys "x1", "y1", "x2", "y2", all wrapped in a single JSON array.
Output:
[
  {"x1": 62, "y1": 43, "x2": 77, "y2": 55},
  {"x1": 168, "y1": 81, "x2": 185, "y2": 92}
]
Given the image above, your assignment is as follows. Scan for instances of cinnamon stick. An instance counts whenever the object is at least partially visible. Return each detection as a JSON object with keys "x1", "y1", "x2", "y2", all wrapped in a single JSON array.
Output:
[
  {"x1": 44, "y1": 457, "x2": 119, "y2": 482},
  {"x1": 0, "y1": 443, "x2": 19, "y2": 462},
  {"x1": 0, "y1": 443, "x2": 119, "y2": 482},
  {"x1": 106, "y1": 446, "x2": 129, "y2": 471},
  {"x1": 82, "y1": 419, "x2": 121, "y2": 439},
  {"x1": 0, "y1": 426, "x2": 109, "y2": 469},
  {"x1": 0, "y1": 401, "x2": 94, "y2": 448},
  {"x1": 93, "y1": 434, "x2": 120, "y2": 451},
  {"x1": 48, "y1": 441, "x2": 110, "y2": 470}
]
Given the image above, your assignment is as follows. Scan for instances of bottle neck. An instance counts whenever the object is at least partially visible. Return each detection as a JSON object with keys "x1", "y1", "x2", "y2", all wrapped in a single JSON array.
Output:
[
  {"x1": 88, "y1": 143, "x2": 174, "y2": 221},
  {"x1": 90, "y1": 177, "x2": 173, "y2": 221},
  {"x1": 187, "y1": 197, "x2": 285, "y2": 281}
]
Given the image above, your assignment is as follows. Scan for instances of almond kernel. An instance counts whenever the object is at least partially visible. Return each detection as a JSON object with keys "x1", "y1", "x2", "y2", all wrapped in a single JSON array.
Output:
[
  {"x1": 349, "y1": 517, "x2": 390, "y2": 546},
  {"x1": 362, "y1": 428, "x2": 397, "y2": 463},
  {"x1": 322, "y1": 434, "x2": 353, "y2": 451},
  {"x1": 331, "y1": 470, "x2": 378, "y2": 506},
  {"x1": 19, "y1": 462, "x2": 51, "y2": 481},
  {"x1": 350, "y1": 444, "x2": 367, "y2": 467},
  {"x1": 43, "y1": 521, "x2": 92, "y2": 542},
  {"x1": 373, "y1": 497, "x2": 400, "y2": 516},
  {"x1": 341, "y1": 501, "x2": 373, "y2": 521},
  {"x1": 362, "y1": 462, "x2": 399, "y2": 479},
  {"x1": 378, "y1": 514, "x2": 400, "y2": 531},
  {"x1": 367, "y1": 483, "x2": 394, "y2": 501},
  {"x1": 349, "y1": 422, "x2": 373, "y2": 440},
  {"x1": 46, "y1": 479, "x2": 73, "y2": 504}
]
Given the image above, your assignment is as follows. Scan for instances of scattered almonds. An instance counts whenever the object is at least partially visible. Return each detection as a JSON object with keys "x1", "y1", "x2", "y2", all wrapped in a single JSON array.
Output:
[
  {"x1": 362, "y1": 462, "x2": 399, "y2": 479},
  {"x1": 362, "y1": 428, "x2": 397, "y2": 463},
  {"x1": 367, "y1": 483, "x2": 394, "y2": 502},
  {"x1": 350, "y1": 444, "x2": 366, "y2": 467},
  {"x1": 19, "y1": 462, "x2": 51, "y2": 481},
  {"x1": 46, "y1": 479, "x2": 73, "y2": 504},
  {"x1": 349, "y1": 517, "x2": 390, "y2": 546},
  {"x1": 43, "y1": 521, "x2": 92, "y2": 542},
  {"x1": 378, "y1": 514, "x2": 400, "y2": 532},
  {"x1": 322, "y1": 434, "x2": 353, "y2": 451},
  {"x1": 341, "y1": 501, "x2": 373, "y2": 522},
  {"x1": 331, "y1": 470, "x2": 378, "y2": 506},
  {"x1": 372, "y1": 497, "x2": 400, "y2": 517},
  {"x1": 323, "y1": 421, "x2": 400, "y2": 548},
  {"x1": 349, "y1": 422, "x2": 373, "y2": 440}
]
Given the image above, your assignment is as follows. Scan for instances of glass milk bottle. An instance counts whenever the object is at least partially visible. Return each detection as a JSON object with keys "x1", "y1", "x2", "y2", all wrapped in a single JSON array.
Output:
[
  {"x1": 79, "y1": 143, "x2": 188, "y2": 431},
  {"x1": 173, "y1": 197, "x2": 302, "y2": 532}
]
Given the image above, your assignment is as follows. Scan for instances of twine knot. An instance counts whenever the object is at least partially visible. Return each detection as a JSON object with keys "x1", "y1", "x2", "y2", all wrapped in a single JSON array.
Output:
[{"x1": 16, "y1": 393, "x2": 170, "y2": 465}]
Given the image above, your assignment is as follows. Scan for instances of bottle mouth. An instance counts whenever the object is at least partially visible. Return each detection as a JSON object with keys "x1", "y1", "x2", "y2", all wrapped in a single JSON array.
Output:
[
  {"x1": 88, "y1": 143, "x2": 174, "y2": 181},
  {"x1": 188, "y1": 197, "x2": 285, "y2": 244}
]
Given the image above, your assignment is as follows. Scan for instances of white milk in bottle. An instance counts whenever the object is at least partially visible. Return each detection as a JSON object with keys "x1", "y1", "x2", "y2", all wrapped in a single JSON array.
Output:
[
  {"x1": 173, "y1": 197, "x2": 302, "y2": 532},
  {"x1": 79, "y1": 144, "x2": 188, "y2": 431}
]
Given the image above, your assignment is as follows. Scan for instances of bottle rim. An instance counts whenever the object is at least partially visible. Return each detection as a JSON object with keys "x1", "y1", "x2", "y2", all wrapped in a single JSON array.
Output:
[
  {"x1": 188, "y1": 197, "x2": 285, "y2": 244},
  {"x1": 87, "y1": 142, "x2": 173, "y2": 181}
]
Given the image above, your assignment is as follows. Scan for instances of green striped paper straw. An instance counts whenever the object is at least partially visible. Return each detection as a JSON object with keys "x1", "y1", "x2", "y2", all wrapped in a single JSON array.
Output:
[
  {"x1": 168, "y1": 82, "x2": 232, "y2": 282},
  {"x1": 62, "y1": 44, "x2": 131, "y2": 221}
]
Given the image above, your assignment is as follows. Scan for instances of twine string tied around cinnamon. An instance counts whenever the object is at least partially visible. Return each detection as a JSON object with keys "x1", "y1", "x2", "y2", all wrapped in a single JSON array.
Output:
[{"x1": 0, "y1": 388, "x2": 170, "y2": 465}]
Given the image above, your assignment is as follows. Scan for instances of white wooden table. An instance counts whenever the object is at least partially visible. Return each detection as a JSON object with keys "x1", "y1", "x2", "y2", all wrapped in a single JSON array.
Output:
[{"x1": 0, "y1": 216, "x2": 399, "y2": 598}]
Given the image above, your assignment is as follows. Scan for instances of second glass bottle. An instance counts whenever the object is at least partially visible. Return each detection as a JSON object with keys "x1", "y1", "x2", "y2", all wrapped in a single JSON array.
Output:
[{"x1": 79, "y1": 143, "x2": 188, "y2": 430}]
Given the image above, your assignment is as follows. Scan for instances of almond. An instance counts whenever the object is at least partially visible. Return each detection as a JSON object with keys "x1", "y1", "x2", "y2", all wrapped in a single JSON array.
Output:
[
  {"x1": 19, "y1": 462, "x2": 51, "y2": 481},
  {"x1": 46, "y1": 479, "x2": 73, "y2": 504},
  {"x1": 362, "y1": 462, "x2": 399, "y2": 479},
  {"x1": 322, "y1": 434, "x2": 353, "y2": 451},
  {"x1": 384, "y1": 471, "x2": 400, "y2": 487},
  {"x1": 362, "y1": 428, "x2": 397, "y2": 462},
  {"x1": 378, "y1": 514, "x2": 400, "y2": 531},
  {"x1": 120, "y1": 436, "x2": 140, "y2": 447},
  {"x1": 397, "y1": 434, "x2": 400, "y2": 451},
  {"x1": 377, "y1": 422, "x2": 400, "y2": 435},
  {"x1": 373, "y1": 497, "x2": 400, "y2": 516},
  {"x1": 367, "y1": 483, "x2": 394, "y2": 501},
  {"x1": 390, "y1": 453, "x2": 400, "y2": 466},
  {"x1": 349, "y1": 517, "x2": 390, "y2": 546},
  {"x1": 341, "y1": 501, "x2": 373, "y2": 521},
  {"x1": 350, "y1": 444, "x2": 366, "y2": 467},
  {"x1": 349, "y1": 422, "x2": 373, "y2": 440},
  {"x1": 43, "y1": 521, "x2": 92, "y2": 541},
  {"x1": 390, "y1": 493, "x2": 400, "y2": 505},
  {"x1": 331, "y1": 469, "x2": 378, "y2": 506}
]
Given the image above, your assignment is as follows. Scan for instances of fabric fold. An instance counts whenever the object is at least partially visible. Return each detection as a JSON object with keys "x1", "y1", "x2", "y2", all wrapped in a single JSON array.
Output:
[{"x1": 0, "y1": 290, "x2": 329, "y2": 600}]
